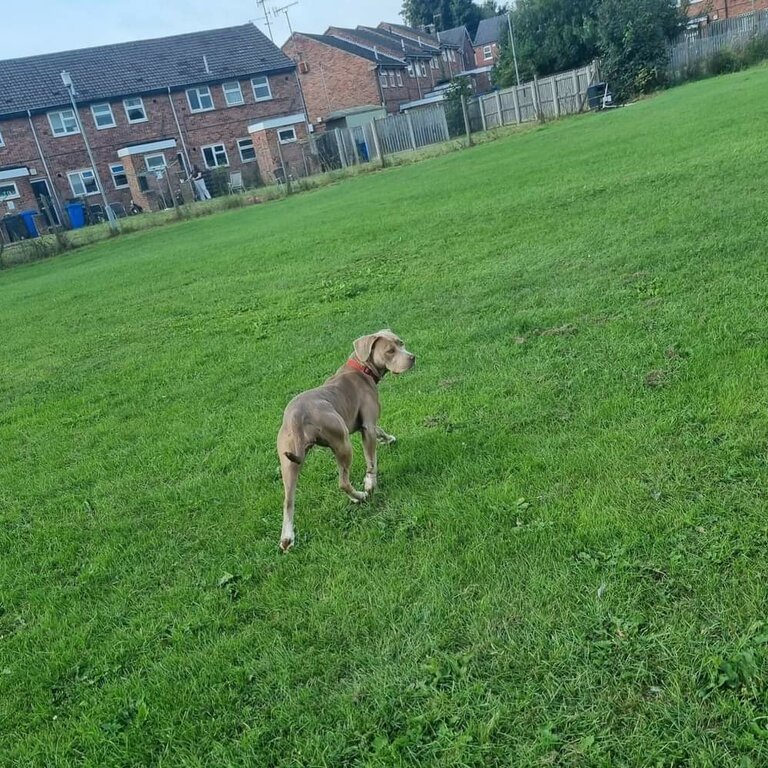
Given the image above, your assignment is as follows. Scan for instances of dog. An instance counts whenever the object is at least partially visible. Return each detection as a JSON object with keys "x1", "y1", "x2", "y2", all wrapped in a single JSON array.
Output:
[{"x1": 277, "y1": 330, "x2": 416, "y2": 551}]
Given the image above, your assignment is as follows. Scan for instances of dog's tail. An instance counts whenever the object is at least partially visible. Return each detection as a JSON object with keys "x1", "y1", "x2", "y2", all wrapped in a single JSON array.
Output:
[{"x1": 281, "y1": 413, "x2": 308, "y2": 465}]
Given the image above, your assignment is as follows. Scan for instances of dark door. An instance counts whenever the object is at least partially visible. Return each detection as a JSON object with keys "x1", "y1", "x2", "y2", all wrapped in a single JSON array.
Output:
[{"x1": 30, "y1": 179, "x2": 60, "y2": 227}]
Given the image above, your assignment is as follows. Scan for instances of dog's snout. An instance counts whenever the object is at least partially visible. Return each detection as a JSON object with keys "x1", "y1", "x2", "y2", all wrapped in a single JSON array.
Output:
[{"x1": 409, "y1": 354, "x2": 416, "y2": 365}]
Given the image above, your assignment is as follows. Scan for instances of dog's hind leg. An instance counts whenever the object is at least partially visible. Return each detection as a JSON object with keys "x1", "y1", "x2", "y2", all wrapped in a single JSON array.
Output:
[
  {"x1": 279, "y1": 454, "x2": 301, "y2": 551},
  {"x1": 375, "y1": 426, "x2": 397, "y2": 445},
  {"x1": 329, "y1": 429, "x2": 367, "y2": 503}
]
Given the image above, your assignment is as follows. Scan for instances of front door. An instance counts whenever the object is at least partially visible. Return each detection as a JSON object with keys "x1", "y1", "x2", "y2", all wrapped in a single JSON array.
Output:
[{"x1": 30, "y1": 179, "x2": 60, "y2": 227}]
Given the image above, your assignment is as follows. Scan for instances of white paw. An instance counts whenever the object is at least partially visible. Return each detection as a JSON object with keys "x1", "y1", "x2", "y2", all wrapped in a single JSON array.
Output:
[
  {"x1": 365, "y1": 474, "x2": 377, "y2": 493},
  {"x1": 349, "y1": 490, "x2": 368, "y2": 504},
  {"x1": 279, "y1": 534, "x2": 294, "y2": 552}
]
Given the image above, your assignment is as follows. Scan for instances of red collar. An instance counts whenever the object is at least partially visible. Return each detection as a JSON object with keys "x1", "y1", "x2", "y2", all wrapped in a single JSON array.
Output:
[{"x1": 347, "y1": 358, "x2": 382, "y2": 383}]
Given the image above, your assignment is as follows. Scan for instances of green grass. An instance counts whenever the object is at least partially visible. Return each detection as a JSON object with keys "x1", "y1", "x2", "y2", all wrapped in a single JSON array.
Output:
[{"x1": 2, "y1": 68, "x2": 768, "y2": 766}]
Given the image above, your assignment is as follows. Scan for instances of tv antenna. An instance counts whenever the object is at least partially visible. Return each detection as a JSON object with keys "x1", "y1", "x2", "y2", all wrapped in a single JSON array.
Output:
[
  {"x1": 256, "y1": 0, "x2": 274, "y2": 41},
  {"x1": 272, "y1": 1, "x2": 299, "y2": 38}
]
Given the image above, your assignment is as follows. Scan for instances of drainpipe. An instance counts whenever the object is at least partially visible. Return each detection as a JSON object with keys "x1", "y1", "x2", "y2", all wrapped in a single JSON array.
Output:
[
  {"x1": 26, "y1": 109, "x2": 65, "y2": 225},
  {"x1": 167, "y1": 87, "x2": 192, "y2": 173}
]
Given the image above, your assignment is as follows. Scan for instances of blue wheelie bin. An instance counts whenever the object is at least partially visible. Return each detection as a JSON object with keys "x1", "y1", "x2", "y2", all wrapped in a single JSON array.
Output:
[
  {"x1": 20, "y1": 210, "x2": 40, "y2": 237},
  {"x1": 66, "y1": 201, "x2": 86, "y2": 229}
]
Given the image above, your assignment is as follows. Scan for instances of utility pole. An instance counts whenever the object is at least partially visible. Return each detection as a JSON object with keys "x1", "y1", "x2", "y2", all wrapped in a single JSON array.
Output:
[{"x1": 507, "y1": 12, "x2": 521, "y2": 86}]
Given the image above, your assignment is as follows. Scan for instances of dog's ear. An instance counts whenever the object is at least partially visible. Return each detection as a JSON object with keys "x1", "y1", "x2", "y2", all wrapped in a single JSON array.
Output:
[{"x1": 353, "y1": 334, "x2": 377, "y2": 362}]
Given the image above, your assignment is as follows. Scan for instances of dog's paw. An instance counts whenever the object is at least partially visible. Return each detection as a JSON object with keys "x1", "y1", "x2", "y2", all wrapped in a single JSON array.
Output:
[
  {"x1": 349, "y1": 491, "x2": 368, "y2": 504},
  {"x1": 377, "y1": 433, "x2": 397, "y2": 446},
  {"x1": 279, "y1": 535, "x2": 295, "y2": 552},
  {"x1": 364, "y1": 474, "x2": 377, "y2": 493}
]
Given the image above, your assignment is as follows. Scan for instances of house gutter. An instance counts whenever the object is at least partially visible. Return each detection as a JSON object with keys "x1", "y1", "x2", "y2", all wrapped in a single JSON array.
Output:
[
  {"x1": 26, "y1": 110, "x2": 65, "y2": 225},
  {"x1": 167, "y1": 87, "x2": 192, "y2": 173}
]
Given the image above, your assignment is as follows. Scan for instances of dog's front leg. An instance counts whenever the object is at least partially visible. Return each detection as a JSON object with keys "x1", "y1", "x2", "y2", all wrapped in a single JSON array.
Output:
[{"x1": 361, "y1": 425, "x2": 378, "y2": 493}]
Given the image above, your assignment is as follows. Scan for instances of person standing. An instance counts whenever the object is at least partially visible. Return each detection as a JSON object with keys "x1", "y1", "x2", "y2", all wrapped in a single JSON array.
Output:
[{"x1": 191, "y1": 166, "x2": 211, "y2": 201}]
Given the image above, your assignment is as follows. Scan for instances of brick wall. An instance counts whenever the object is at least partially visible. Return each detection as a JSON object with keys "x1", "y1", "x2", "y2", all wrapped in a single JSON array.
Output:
[
  {"x1": 0, "y1": 67, "x2": 304, "y2": 225},
  {"x1": 689, "y1": 0, "x2": 768, "y2": 18},
  {"x1": 474, "y1": 42, "x2": 500, "y2": 68},
  {"x1": 284, "y1": 34, "x2": 383, "y2": 122}
]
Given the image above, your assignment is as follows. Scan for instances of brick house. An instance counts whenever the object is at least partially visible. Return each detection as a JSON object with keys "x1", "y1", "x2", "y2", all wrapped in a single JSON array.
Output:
[
  {"x1": 375, "y1": 22, "x2": 467, "y2": 79},
  {"x1": 473, "y1": 15, "x2": 508, "y2": 67},
  {"x1": 282, "y1": 33, "x2": 410, "y2": 123},
  {"x1": 436, "y1": 25, "x2": 476, "y2": 73},
  {"x1": 0, "y1": 24, "x2": 308, "y2": 232},
  {"x1": 685, "y1": 0, "x2": 768, "y2": 22}
]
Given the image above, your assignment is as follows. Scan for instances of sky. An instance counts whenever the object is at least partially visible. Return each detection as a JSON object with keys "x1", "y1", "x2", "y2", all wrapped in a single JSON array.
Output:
[{"x1": 1, "y1": 0, "x2": 406, "y2": 60}]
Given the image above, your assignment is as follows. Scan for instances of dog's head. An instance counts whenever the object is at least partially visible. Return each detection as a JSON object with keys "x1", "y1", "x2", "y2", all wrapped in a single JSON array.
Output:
[{"x1": 354, "y1": 329, "x2": 415, "y2": 375}]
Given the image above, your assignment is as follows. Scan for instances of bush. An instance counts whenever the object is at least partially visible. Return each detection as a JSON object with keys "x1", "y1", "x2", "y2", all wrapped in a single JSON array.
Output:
[{"x1": 706, "y1": 49, "x2": 742, "y2": 76}]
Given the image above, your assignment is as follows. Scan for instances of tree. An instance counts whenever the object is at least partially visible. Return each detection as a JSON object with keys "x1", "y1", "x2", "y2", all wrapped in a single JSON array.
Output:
[
  {"x1": 402, "y1": 0, "x2": 506, "y2": 33},
  {"x1": 597, "y1": 0, "x2": 687, "y2": 100},
  {"x1": 492, "y1": 0, "x2": 599, "y2": 86}
]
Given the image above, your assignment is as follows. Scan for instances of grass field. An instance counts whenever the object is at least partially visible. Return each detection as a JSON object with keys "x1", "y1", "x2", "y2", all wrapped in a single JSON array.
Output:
[{"x1": 2, "y1": 68, "x2": 768, "y2": 766}]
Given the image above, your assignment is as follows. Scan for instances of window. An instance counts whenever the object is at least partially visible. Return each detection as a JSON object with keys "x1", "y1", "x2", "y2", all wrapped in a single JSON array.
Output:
[
  {"x1": 68, "y1": 169, "x2": 99, "y2": 196},
  {"x1": 0, "y1": 182, "x2": 20, "y2": 200},
  {"x1": 124, "y1": 97, "x2": 147, "y2": 123},
  {"x1": 251, "y1": 76, "x2": 272, "y2": 101},
  {"x1": 449, "y1": 49, "x2": 456, "y2": 62},
  {"x1": 237, "y1": 138, "x2": 256, "y2": 162},
  {"x1": 407, "y1": 63, "x2": 414, "y2": 78},
  {"x1": 144, "y1": 154, "x2": 167, "y2": 174},
  {"x1": 396, "y1": 71, "x2": 403, "y2": 87},
  {"x1": 187, "y1": 86, "x2": 214, "y2": 113},
  {"x1": 223, "y1": 81, "x2": 244, "y2": 106},
  {"x1": 430, "y1": 57, "x2": 439, "y2": 69},
  {"x1": 277, "y1": 127, "x2": 296, "y2": 144},
  {"x1": 48, "y1": 109, "x2": 79, "y2": 136},
  {"x1": 418, "y1": 62, "x2": 427, "y2": 77},
  {"x1": 388, "y1": 71, "x2": 396, "y2": 87},
  {"x1": 379, "y1": 72, "x2": 388, "y2": 88},
  {"x1": 483, "y1": 45, "x2": 493, "y2": 61},
  {"x1": 201, "y1": 143, "x2": 228, "y2": 168},
  {"x1": 0, "y1": 130, "x2": 5, "y2": 147},
  {"x1": 110, "y1": 163, "x2": 129, "y2": 188},
  {"x1": 91, "y1": 103, "x2": 116, "y2": 129}
]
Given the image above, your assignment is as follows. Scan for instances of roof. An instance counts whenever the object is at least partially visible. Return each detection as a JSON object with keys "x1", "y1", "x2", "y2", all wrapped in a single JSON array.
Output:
[
  {"x1": 325, "y1": 105, "x2": 385, "y2": 121},
  {"x1": 376, "y1": 22, "x2": 444, "y2": 49},
  {"x1": 0, "y1": 24, "x2": 294, "y2": 117},
  {"x1": 474, "y1": 15, "x2": 508, "y2": 46},
  {"x1": 300, "y1": 33, "x2": 406, "y2": 66},
  {"x1": 351, "y1": 26, "x2": 436, "y2": 57},
  {"x1": 437, "y1": 26, "x2": 470, "y2": 47}
]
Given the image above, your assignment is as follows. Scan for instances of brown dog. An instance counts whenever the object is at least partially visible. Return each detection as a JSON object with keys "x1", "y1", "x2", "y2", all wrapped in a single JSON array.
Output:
[{"x1": 277, "y1": 330, "x2": 416, "y2": 551}]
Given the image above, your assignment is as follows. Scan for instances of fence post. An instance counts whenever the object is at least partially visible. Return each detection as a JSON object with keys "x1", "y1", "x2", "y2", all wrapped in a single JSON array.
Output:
[
  {"x1": 552, "y1": 77, "x2": 560, "y2": 118},
  {"x1": 460, "y1": 95, "x2": 473, "y2": 147},
  {"x1": 495, "y1": 90, "x2": 503, "y2": 127},
  {"x1": 533, "y1": 75, "x2": 545, "y2": 123},
  {"x1": 439, "y1": 103, "x2": 450, "y2": 142},
  {"x1": 479, "y1": 98, "x2": 488, "y2": 132},
  {"x1": 335, "y1": 129, "x2": 347, "y2": 168},
  {"x1": 370, "y1": 119, "x2": 386, "y2": 168},
  {"x1": 406, "y1": 112, "x2": 417, "y2": 151},
  {"x1": 511, "y1": 86, "x2": 521, "y2": 124},
  {"x1": 572, "y1": 69, "x2": 582, "y2": 112}
]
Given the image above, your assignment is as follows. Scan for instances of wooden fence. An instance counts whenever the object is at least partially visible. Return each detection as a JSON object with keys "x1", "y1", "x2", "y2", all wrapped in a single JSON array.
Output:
[
  {"x1": 669, "y1": 9, "x2": 768, "y2": 81},
  {"x1": 469, "y1": 62, "x2": 599, "y2": 131}
]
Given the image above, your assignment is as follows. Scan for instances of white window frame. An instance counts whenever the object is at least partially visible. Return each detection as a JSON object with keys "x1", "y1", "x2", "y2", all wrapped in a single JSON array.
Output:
[
  {"x1": 251, "y1": 76, "x2": 272, "y2": 102},
  {"x1": 48, "y1": 109, "x2": 80, "y2": 137},
  {"x1": 110, "y1": 163, "x2": 129, "y2": 189},
  {"x1": 430, "y1": 57, "x2": 439, "y2": 69},
  {"x1": 388, "y1": 71, "x2": 396, "y2": 87},
  {"x1": 237, "y1": 138, "x2": 256, "y2": 162},
  {"x1": 67, "y1": 169, "x2": 99, "y2": 197},
  {"x1": 0, "y1": 181, "x2": 20, "y2": 200},
  {"x1": 123, "y1": 97, "x2": 147, "y2": 123},
  {"x1": 379, "y1": 72, "x2": 388, "y2": 88},
  {"x1": 449, "y1": 49, "x2": 456, "y2": 62},
  {"x1": 186, "y1": 86, "x2": 215, "y2": 113},
  {"x1": 483, "y1": 45, "x2": 493, "y2": 61},
  {"x1": 418, "y1": 62, "x2": 427, "y2": 77},
  {"x1": 0, "y1": 130, "x2": 5, "y2": 147},
  {"x1": 277, "y1": 127, "x2": 297, "y2": 145},
  {"x1": 144, "y1": 154, "x2": 167, "y2": 174},
  {"x1": 222, "y1": 81, "x2": 244, "y2": 106},
  {"x1": 396, "y1": 71, "x2": 403, "y2": 87},
  {"x1": 91, "y1": 103, "x2": 116, "y2": 129},
  {"x1": 201, "y1": 143, "x2": 229, "y2": 169},
  {"x1": 407, "y1": 63, "x2": 415, "y2": 78}
]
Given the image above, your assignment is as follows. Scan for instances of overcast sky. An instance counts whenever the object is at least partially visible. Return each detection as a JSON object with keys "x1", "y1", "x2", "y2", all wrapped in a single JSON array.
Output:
[{"x1": 1, "y1": 0, "x2": 406, "y2": 59}]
